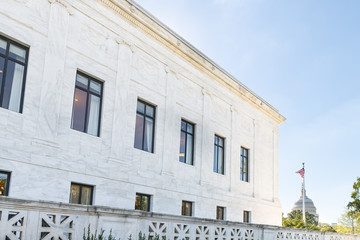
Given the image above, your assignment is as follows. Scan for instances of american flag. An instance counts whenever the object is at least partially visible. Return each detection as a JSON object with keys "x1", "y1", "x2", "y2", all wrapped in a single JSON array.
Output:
[{"x1": 296, "y1": 168, "x2": 305, "y2": 178}]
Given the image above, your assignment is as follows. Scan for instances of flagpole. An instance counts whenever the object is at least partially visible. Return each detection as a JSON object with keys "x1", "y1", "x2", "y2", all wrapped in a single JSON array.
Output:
[{"x1": 302, "y1": 162, "x2": 306, "y2": 224}]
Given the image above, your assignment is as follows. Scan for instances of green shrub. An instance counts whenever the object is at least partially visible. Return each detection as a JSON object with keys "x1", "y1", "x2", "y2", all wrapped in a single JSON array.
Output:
[{"x1": 83, "y1": 225, "x2": 120, "y2": 240}]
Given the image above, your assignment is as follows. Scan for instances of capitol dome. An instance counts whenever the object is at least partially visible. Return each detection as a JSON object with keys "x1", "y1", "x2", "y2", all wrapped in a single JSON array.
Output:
[{"x1": 292, "y1": 190, "x2": 319, "y2": 221}]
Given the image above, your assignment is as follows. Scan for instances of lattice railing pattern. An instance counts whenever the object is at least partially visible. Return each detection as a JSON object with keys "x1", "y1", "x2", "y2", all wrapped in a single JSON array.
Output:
[
  {"x1": 230, "y1": 228, "x2": 242, "y2": 240},
  {"x1": 276, "y1": 231, "x2": 357, "y2": 240},
  {"x1": 39, "y1": 212, "x2": 75, "y2": 240},
  {"x1": 0, "y1": 209, "x2": 26, "y2": 240},
  {"x1": 143, "y1": 222, "x2": 260, "y2": 240},
  {"x1": 0, "y1": 205, "x2": 359, "y2": 240},
  {"x1": 174, "y1": 223, "x2": 190, "y2": 240},
  {"x1": 148, "y1": 222, "x2": 167, "y2": 240}
]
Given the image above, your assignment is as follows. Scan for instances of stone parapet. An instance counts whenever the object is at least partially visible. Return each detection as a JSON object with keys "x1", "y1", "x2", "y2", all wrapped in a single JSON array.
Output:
[{"x1": 0, "y1": 197, "x2": 357, "y2": 240}]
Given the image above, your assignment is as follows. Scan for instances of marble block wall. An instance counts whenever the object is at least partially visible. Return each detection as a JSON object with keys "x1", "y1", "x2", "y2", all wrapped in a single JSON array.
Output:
[{"x1": 0, "y1": 0, "x2": 285, "y2": 226}]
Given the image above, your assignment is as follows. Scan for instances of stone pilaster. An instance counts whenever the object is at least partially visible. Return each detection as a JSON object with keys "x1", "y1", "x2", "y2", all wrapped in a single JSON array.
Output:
[
  {"x1": 229, "y1": 105, "x2": 236, "y2": 192},
  {"x1": 109, "y1": 38, "x2": 134, "y2": 163},
  {"x1": 252, "y1": 119, "x2": 257, "y2": 197},
  {"x1": 273, "y1": 128, "x2": 280, "y2": 202},
  {"x1": 199, "y1": 88, "x2": 211, "y2": 185},
  {"x1": 37, "y1": 0, "x2": 72, "y2": 141},
  {"x1": 160, "y1": 66, "x2": 177, "y2": 176}
]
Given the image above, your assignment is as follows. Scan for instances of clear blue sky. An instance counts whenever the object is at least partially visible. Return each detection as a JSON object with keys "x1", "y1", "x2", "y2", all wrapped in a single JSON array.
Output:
[{"x1": 134, "y1": 0, "x2": 360, "y2": 224}]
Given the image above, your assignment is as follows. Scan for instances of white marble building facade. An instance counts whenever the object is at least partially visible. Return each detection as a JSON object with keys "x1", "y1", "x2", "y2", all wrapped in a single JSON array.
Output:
[{"x1": 0, "y1": 0, "x2": 285, "y2": 226}]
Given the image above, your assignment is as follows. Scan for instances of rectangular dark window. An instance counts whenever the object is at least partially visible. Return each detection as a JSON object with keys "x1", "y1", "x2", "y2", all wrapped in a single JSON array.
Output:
[
  {"x1": 181, "y1": 201, "x2": 193, "y2": 216},
  {"x1": 69, "y1": 183, "x2": 93, "y2": 205},
  {"x1": 240, "y1": 147, "x2": 249, "y2": 182},
  {"x1": 134, "y1": 99, "x2": 156, "y2": 153},
  {"x1": 135, "y1": 193, "x2": 151, "y2": 212},
  {"x1": 71, "y1": 72, "x2": 103, "y2": 136},
  {"x1": 243, "y1": 210, "x2": 251, "y2": 223},
  {"x1": 0, "y1": 171, "x2": 11, "y2": 196},
  {"x1": 0, "y1": 36, "x2": 29, "y2": 113},
  {"x1": 213, "y1": 135, "x2": 225, "y2": 174},
  {"x1": 216, "y1": 206, "x2": 225, "y2": 220},
  {"x1": 179, "y1": 120, "x2": 195, "y2": 165}
]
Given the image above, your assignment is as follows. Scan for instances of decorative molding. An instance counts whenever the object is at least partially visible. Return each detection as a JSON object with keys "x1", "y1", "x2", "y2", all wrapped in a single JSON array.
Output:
[
  {"x1": 48, "y1": 0, "x2": 75, "y2": 15},
  {"x1": 201, "y1": 88, "x2": 208, "y2": 96},
  {"x1": 98, "y1": 0, "x2": 285, "y2": 123},
  {"x1": 273, "y1": 128, "x2": 280, "y2": 135},
  {"x1": 130, "y1": 5, "x2": 136, "y2": 13},
  {"x1": 14, "y1": 0, "x2": 30, "y2": 3},
  {"x1": 116, "y1": 37, "x2": 136, "y2": 53},
  {"x1": 164, "y1": 65, "x2": 170, "y2": 73}
]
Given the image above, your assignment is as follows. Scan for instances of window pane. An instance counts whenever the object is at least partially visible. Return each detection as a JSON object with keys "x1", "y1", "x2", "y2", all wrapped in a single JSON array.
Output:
[
  {"x1": 75, "y1": 74, "x2": 88, "y2": 89},
  {"x1": 218, "y1": 137, "x2": 223, "y2": 146},
  {"x1": 181, "y1": 121, "x2": 186, "y2": 131},
  {"x1": 2, "y1": 60, "x2": 24, "y2": 112},
  {"x1": 186, "y1": 134, "x2": 193, "y2": 164},
  {"x1": 135, "y1": 194, "x2": 141, "y2": 210},
  {"x1": 0, "y1": 39, "x2": 6, "y2": 55},
  {"x1": 213, "y1": 145, "x2": 218, "y2": 172},
  {"x1": 182, "y1": 201, "x2": 192, "y2": 216},
  {"x1": 71, "y1": 88, "x2": 87, "y2": 132},
  {"x1": 9, "y1": 44, "x2": 26, "y2": 63},
  {"x1": 81, "y1": 186, "x2": 92, "y2": 205},
  {"x1": 179, "y1": 131, "x2": 186, "y2": 163},
  {"x1": 90, "y1": 80, "x2": 101, "y2": 95},
  {"x1": 86, "y1": 94, "x2": 100, "y2": 136},
  {"x1": 134, "y1": 113, "x2": 144, "y2": 149},
  {"x1": 218, "y1": 147, "x2": 223, "y2": 174},
  {"x1": 137, "y1": 101, "x2": 145, "y2": 114},
  {"x1": 0, "y1": 172, "x2": 8, "y2": 196},
  {"x1": 141, "y1": 196, "x2": 149, "y2": 211},
  {"x1": 187, "y1": 123, "x2": 193, "y2": 133},
  {"x1": 185, "y1": 202, "x2": 191, "y2": 216},
  {"x1": 69, "y1": 184, "x2": 80, "y2": 204},
  {"x1": 217, "y1": 207, "x2": 224, "y2": 220},
  {"x1": 145, "y1": 105, "x2": 154, "y2": 117},
  {"x1": 0, "y1": 57, "x2": 4, "y2": 95},
  {"x1": 143, "y1": 117, "x2": 153, "y2": 152}
]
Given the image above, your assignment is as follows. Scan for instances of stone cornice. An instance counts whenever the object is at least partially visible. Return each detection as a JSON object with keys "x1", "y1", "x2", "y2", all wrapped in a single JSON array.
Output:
[{"x1": 96, "y1": 0, "x2": 285, "y2": 124}]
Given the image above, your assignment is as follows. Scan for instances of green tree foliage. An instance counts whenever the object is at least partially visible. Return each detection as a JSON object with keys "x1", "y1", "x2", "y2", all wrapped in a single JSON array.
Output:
[
  {"x1": 333, "y1": 210, "x2": 360, "y2": 234},
  {"x1": 336, "y1": 177, "x2": 360, "y2": 234},
  {"x1": 348, "y1": 177, "x2": 360, "y2": 215},
  {"x1": 319, "y1": 224, "x2": 336, "y2": 232},
  {"x1": 282, "y1": 210, "x2": 320, "y2": 231}
]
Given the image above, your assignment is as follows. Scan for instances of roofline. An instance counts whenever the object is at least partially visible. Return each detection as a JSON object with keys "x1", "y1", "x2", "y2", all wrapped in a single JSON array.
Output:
[{"x1": 126, "y1": 0, "x2": 281, "y2": 114}]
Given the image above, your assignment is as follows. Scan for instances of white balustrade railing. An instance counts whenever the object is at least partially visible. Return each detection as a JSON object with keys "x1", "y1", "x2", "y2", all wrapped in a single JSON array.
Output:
[{"x1": 0, "y1": 197, "x2": 357, "y2": 240}]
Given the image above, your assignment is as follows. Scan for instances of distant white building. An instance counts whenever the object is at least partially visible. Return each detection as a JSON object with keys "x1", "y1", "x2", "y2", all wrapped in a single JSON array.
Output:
[{"x1": 0, "y1": 0, "x2": 285, "y2": 228}]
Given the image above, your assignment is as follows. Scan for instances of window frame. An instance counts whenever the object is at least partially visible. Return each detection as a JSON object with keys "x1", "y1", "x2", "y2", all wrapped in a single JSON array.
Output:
[
  {"x1": 179, "y1": 119, "x2": 195, "y2": 165},
  {"x1": 135, "y1": 193, "x2": 151, "y2": 212},
  {"x1": 0, "y1": 35, "x2": 29, "y2": 113},
  {"x1": 216, "y1": 206, "x2": 225, "y2": 220},
  {"x1": 213, "y1": 135, "x2": 225, "y2": 175},
  {"x1": 0, "y1": 170, "x2": 11, "y2": 196},
  {"x1": 134, "y1": 99, "x2": 156, "y2": 153},
  {"x1": 181, "y1": 200, "x2": 193, "y2": 217},
  {"x1": 69, "y1": 182, "x2": 94, "y2": 205},
  {"x1": 71, "y1": 71, "x2": 103, "y2": 137},
  {"x1": 240, "y1": 147, "x2": 249, "y2": 182},
  {"x1": 243, "y1": 210, "x2": 251, "y2": 223}
]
